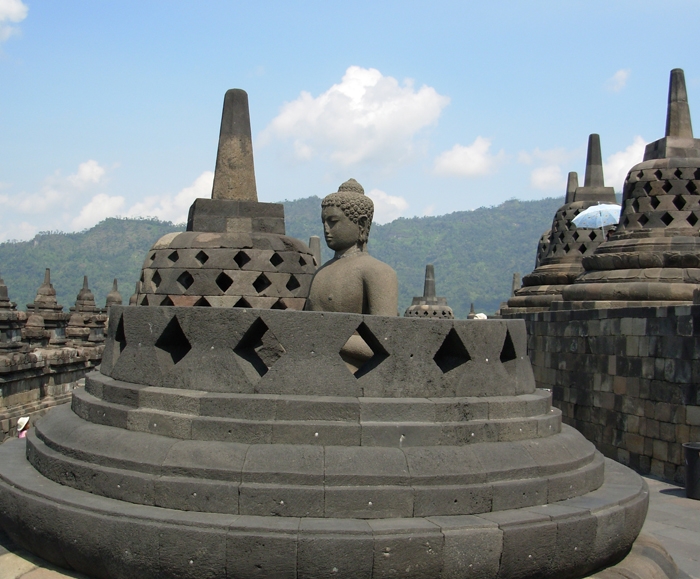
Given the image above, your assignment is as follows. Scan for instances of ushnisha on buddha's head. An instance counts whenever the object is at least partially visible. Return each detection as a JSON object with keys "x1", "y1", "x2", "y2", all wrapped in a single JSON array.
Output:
[{"x1": 321, "y1": 179, "x2": 373, "y2": 255}]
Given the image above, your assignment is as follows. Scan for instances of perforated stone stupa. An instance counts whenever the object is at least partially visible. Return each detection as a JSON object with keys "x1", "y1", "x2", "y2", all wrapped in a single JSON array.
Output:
[
  {"x1": 404, "y1": 264, "x2": 454, "y2": 318},
  {"x1": 135, "y1": 89, "x2": 316, "y2": 309},
  {"x1": 564, "y1": 69, "x2": 700, "y2": 305},
  {"x1": 506, "y1": 134, "x2": 616, "y2": 312}
]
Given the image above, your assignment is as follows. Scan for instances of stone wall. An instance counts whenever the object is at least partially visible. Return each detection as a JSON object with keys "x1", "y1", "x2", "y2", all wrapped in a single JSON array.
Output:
[
  {"x1": 509, "y1": 305, "x2": 700, "y2": 484},
  {"x1": 0, "y1": 348, "x2": 101, "y2": 441}
]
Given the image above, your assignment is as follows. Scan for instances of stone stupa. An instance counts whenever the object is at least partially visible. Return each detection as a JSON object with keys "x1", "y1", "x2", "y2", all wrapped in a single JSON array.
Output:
[
  {"x1": 506, "y1": 135, "x2": 616, "y2": 313},
  {"x1": 564, "y1": 69, "x2": 700, "y2": 305},
  {"x1": 135, "y1": 89, "x2": 317, "y2": 310},
  {"x1": 404, "y1": 265, "x2": 454, "y2": 319},
  {"x1": 0, "y1": 89, "x2": 675, "y2": 579}
]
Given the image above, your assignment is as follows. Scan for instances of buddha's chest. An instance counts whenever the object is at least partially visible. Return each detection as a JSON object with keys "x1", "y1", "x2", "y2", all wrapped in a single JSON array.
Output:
[{"x1": 307, "y1": 263, "x2": 365, "y2": 313}]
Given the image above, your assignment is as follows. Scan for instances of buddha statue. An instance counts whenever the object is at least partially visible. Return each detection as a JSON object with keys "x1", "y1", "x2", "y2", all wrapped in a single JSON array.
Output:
[
  {"x1": 306, "y1": 179, "x2": 398, "y2": 315},
  {"x1": 306, "y1": 178, "x2": 398, "y2": 371}
]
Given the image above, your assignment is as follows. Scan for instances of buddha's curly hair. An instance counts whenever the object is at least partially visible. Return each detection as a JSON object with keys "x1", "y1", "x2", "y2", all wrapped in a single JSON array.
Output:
[{"x1": 321, "y1": 179, "x2": 374, "y2": 243}]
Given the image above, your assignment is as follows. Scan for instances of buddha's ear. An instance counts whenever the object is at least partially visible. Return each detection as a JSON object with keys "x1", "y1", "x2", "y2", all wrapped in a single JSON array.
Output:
[{"x1": 357, "y1": 215, "x2": 369, "y2": 242}]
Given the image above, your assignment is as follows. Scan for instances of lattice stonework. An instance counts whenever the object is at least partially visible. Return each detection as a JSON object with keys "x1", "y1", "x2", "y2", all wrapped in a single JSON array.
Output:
[
  {"x1": 618, "y1": 166, "x2": 700, "y2": 232},
  {"x1": 136, "y1": 233, "x2": 317, "y2": 310},
  {"x1": 541, "y1": 203, "x2": 606, "y2": 262}
]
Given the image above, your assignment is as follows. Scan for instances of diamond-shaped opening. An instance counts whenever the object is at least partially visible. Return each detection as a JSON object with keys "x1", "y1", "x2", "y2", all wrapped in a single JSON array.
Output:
[
  {"x1": 673, "y1": 196, "x2": 686, "y2": 210},
  {"x1": 662, "y1": 181, "x2": 673, "y2": 194},
  {"x1": 194, "y1": 297, "x2": 211, "y2": 307},
  {"x1": 140, "y1": 295, "x2": 149, "y2": 306},
  {"x1": 643, "y1": 182, "x2": 654, "y2": 194},
  {"x1": 269, "y1": 253, "x2": 284, "y2": 267},
  {"x1": 341, "y1": 322, "x2": 389, "y2": 378},
  {"x1": 152, "y1": 271, "x2": 162, "y2": 289},
  {"x1": 695, "y1": 169, "x2": 700, "y2": 180},
  {"x1": 114, "y1": 315, "x2": 126, "y2": 353},
  {"x1": 216, "y1": 272, "x2": 233, "y2": 292},
  {"x1": 638, "y1": 214, "x2": 649, "y2": 226},
  {"x1": 650, "y1": 196, "x2": 661, "y2": 209},
  {"x1": 500, "y1": 329, "x2": 517, "y2": 363},
  {"x1": 572, "y1": 231, "x2": 579, "y2": 241},
  {"x1": 160, "y1": 296, "x2": 174, "y2": 306},
  {"x1": 234, "y1": 251, "x2": 251, "y2": 269},
  {"x1": 253, "y1": 273, "x2": 272, "y2": 294},
  {"x1": 558, "y1": 232, "x2": 566, "y2": 242},
  {"x1": 168, "y1": 251, "x2": 179, "y2": 263},
  {"x1": 632, "y1": 199, "x2": 640, "y2": 212},
  {"x1": 195, "y1": 251, "x2": 209, "y2": 265},
  {"x1": 654, "y1": 170, "x2": 663, "y2": 180},
  {"x1": 588, "y1": 231, "x2": 597, "y2": 241},
  {"x1": 563, "y1": 244, "x2": 570, "y2": 253},
  {"x1": 660, "y1": 212, "x2": 674, "y2": 226},
  {"x1": 299, "y1": 256, "x2": 307, "y2": 267},
  {"x1": 687, "y1": 181, "x2": 698, "y2": 194},
  {"x1": 501, "y1": 329, "x2": 518, "y2": 376},
  {"x1": 636, "y1": 170, "x2": 645, "y2": 179},
  {"x1": 155, "y1": 316, "x2": 191, "y2": 366},
  {"x1": 177, "y1": 271, "x2": 194, "y2": 290},
  {"x1": 233, "y1": 297, "x2": 251, "y2": 308},
  {"x1": 433, "y1": 328, "x2": 471, "y2": 374},
  {"x1": 675, "y1": 168, "x2": 684, "y2": 179},
  {"x1": 286, "y1": 275, "x2": 301, "y2": 292},
  {"x1": 688, "y1": 213, "x2": 699, "y2": 227},
  {"x1": 578, "y1": 244, "x2": 586, "y2": 254},
  {"x1": 271, "y1": 298, "x2": 287, "y2": 310},
  {"x1": 234, "y1": 318, "x2": 285, "y2": 380}
]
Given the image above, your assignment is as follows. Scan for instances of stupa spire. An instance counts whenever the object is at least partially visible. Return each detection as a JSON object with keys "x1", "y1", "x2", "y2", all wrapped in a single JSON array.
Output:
[
  {"x1": 211, "y1": 89, "x2": 258, "y2": 201},
  {"x1": 666, "y1": 68, "x2": 693, "y2": 138},
  {"x1": 565, "y1": 172, "x2": 578, "y2": 204},
  {"x1": 423, "y1": 264, "x2": 436, "y2": 298},
  {"x1": 584, "y1": 134, "x2": 604, "y2": 187}
]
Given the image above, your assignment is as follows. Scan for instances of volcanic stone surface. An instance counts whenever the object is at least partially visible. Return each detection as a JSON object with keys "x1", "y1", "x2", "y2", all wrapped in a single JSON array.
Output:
[
  {"x1": 0, "y1": 305, "x2": 651, "y2": 578},
  {"x1": 564, "y1": 69, "x2": 700, "y2": 306}
]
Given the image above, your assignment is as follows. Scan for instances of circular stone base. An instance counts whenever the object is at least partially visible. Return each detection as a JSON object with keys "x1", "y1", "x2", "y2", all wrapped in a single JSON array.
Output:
[{"x1": 0, "y1": 439, "x2": 648, "y2": 579}]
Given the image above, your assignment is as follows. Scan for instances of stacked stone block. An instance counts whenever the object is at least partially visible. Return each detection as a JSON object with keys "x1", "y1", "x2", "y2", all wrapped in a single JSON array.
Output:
[{"x1": 516, "y1": 304, "x2": 700, "y2": 484}]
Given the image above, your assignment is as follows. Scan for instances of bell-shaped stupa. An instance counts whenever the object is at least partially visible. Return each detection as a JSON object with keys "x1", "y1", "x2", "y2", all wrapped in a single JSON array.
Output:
[
  {"x1": 136, "y1": 89, "x2": 316, "y2": 309},
  {"x1": 564, "y1": 69, "x2": 700, "y2": 304},
  {"x1": 506, "y1": 135, "x2": 616, "y2": 312},
  {"x1": 404, "y1": 264, "x2": 454, "y2": 318}
]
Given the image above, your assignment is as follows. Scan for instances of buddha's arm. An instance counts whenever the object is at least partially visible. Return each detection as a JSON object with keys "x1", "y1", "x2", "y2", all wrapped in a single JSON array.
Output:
[{"x1": 364, "y1": 263, "x2": 399, "y2": 316}]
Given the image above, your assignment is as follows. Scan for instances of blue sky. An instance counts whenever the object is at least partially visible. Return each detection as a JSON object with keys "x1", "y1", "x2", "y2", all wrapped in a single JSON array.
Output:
[{"x1": 1, "y1": 0, "x2": 699, "y2": 241}]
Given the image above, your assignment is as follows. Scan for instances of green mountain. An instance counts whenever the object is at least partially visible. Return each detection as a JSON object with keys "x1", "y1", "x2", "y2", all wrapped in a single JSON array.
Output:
[{"x1": 0, "y1": 196, "x2": 563, "y2": 318}]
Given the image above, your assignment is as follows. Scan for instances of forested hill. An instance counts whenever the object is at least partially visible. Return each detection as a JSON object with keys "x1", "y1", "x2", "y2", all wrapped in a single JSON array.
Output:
[{"x1": 0, "y1": 196, "x2": 562, "y2": 318}]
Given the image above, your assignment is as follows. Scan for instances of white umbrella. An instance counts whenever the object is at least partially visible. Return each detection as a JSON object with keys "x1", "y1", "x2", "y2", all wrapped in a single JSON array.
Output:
[{"x1": 572, "y1": 204, "x2": 621, "y2": 235}]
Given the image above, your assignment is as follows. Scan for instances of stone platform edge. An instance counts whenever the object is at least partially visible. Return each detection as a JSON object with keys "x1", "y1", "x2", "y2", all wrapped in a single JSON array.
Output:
[{"x1": 0, "y1": 439, "x2": 647, "y2": 579}]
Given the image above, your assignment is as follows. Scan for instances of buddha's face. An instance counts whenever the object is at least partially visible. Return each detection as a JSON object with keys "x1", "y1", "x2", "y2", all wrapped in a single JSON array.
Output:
[{"x1": 322, "y1": 205, "x2": 361, "y2": 251}]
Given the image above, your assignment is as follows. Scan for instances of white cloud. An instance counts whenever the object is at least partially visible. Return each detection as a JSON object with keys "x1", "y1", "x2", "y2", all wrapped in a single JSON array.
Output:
[
  {"x1": 71, "y1": 193, "x2": 125, "y2": 230},
  {"x1": 0, "y1": 0, "x2": 28, "y2": 43},
  {"x1": 604, "y1": 136, "x2": 646, "y2": 191},
  {"x1": 68, "y1": 160, "x2": 106, "y2": 188},
  {"x1": 126, "y1": 171, "x2": 213, "y2": 224},
  {"x1": 606, "y1": 69, "x2": 631, "y2": 93},
  {"x1": 0, "y1": 220, "x2": 36, "y2": 243},
  {"x1": 260, "y1": 66, "x2": 449, "y2": 167},
  {"x1": 367, "y1": 188, "x2": 409, "y2": 224},
  {"x1": 433, "y1": 137, "x2": 504, "y2": 177},
  {"x1": 518, "y1": 146, "x2": 582, "y2": 191},
  {"x1": 531, "y1": 165, "x2": 565, "y2": 190}
]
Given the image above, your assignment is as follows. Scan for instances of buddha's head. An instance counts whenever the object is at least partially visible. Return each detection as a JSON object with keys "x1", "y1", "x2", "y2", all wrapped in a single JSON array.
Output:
[{"x1": 321, "y1": 179, "x2": 374, "y2": 252}]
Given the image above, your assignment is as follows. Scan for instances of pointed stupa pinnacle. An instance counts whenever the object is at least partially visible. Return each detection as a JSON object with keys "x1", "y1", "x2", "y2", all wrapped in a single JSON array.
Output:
[
  {"x1": 584, "y1": 134, "x2": 604, "y2": 187},
  {"x1": 77, "y1": 276, "x2": 93, "y2": 301},
  {"x1": 211, "y1": 89, "x2": 258, "y2": 202},
  {"x1": 338, "y1": 178, "x2": 365, "y2": 195},
  {"x1": 0, "y1": 272, "x2": 11, "y2": 308},
  {"x1": 423, "y1": 265, "x2": 436, "y2": 298},
  {"x1": 106, "y1": 278, "x2": 123, "y2": 307},
  {"x1": 468, "y1": 303, "x2": 476, "y2": 319},
  {"x1": 565, "y1": 172, "x2": 579, "y2": 204},
  {"x1": 511, "y1": 273, "x2": 521, "y2": 296},
  {"x1": 666, "y1": 69, "x2": 693, "y2": 138}
]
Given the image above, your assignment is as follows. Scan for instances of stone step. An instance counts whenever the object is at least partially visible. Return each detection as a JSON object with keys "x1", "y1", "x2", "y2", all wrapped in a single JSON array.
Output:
[
  {"x1": 71, "y1": 387, "x2": 561, "y2": 446},
  {"x1": 0, "y1": 438, "x2": 645, "y2": 578}
]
